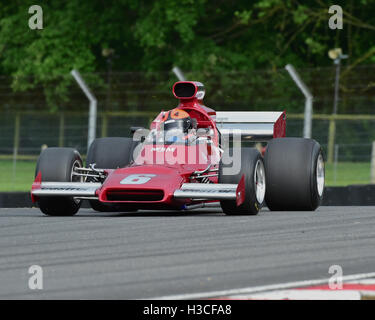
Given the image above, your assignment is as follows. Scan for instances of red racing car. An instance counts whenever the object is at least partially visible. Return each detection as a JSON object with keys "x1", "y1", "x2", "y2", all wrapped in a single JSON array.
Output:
[{"x1": 31, "y1": 81, "x2": 325, "y2": 216}]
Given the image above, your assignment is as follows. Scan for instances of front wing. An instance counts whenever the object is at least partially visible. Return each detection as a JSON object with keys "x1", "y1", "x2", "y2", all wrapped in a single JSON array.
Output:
[{"x1": 31, "y1": 175, "x2": 246, "y2": 207}]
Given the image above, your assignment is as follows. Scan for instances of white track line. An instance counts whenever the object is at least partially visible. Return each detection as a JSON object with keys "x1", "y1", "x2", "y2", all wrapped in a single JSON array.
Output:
[
  {"x1": 240, "y1": 289, "x2": 361, "y2": 300},
  {"x1": 151, "y1": 272, "x2": 375, "y2": 300}
]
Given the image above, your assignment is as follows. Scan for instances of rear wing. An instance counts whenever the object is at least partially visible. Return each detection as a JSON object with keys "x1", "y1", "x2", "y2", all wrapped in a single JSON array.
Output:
[{"x1": 215, "y1": 111, "x2": 286, "y2": 141}]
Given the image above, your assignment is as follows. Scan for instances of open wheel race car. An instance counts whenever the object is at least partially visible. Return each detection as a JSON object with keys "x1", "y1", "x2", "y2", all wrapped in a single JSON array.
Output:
[{"x1": 31, "y1": 81, "x2": 325, "y2": 216}]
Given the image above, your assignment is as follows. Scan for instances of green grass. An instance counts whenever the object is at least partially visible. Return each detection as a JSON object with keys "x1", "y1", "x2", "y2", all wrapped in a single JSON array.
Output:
[
  {"x1": 0, "y1": 160, "x2": 372, "y2": 191},
  {"x1": 325, "y1": 162, "x2": 371, "y2": 186},
  {"x1": 0, "y1": 160, "x2": 36, "y2": 192}
]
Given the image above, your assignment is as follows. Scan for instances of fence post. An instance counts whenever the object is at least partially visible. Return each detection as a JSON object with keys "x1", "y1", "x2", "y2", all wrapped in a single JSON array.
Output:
[
  {"x1": 333, "y1": 144, "x2": 339, "y2": 184},
  {"x1": 148, "y1": 115, "x2": 154, "y2": 126},
  {"x1": 71, "y1": 69, "x2": 97, "y2": 151},
  {"x1": 12, "y1": 113, "x2": 20, "y2": 160},
  {"x1": 371, "y1": 141, "x2": 375, "y2": 184},
  {"x1": 58, "y1": 113, "x2": 65, "y2": 147},
  {"x1": 327, "y1": 117, "x2": 336, "y2": 164},
  {"x1": 285, "y1": 64, "x2": 313, "y2": 138},
  {"x1": 101, "y1": 113, "x2": 108, "y2": 137},
  {"x1": 12, "y1": 113, "x2": 21, "y2": 183},
  {"x1": 172, "y1": 66, "x2": 186, "y2": 81}
]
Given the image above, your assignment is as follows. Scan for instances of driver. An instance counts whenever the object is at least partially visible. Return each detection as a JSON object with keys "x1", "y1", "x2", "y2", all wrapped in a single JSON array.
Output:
[{"x1": 161, "y1": 109, "x2": 196, "y2": 144}]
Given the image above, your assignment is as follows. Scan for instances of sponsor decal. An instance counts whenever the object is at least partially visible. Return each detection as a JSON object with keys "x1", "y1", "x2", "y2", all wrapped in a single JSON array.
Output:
[{"x1": 151, "y1": 147, "x2": 176, "y2": 152}]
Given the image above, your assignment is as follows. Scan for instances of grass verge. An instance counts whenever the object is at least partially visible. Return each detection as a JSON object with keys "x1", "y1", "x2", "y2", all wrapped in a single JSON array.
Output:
[{"x1": 0, "y1": 160, "x2": 372, "y2": 191}]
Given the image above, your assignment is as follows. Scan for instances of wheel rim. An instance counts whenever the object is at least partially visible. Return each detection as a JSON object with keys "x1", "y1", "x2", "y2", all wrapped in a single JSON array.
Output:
[
  {"x1": 71, "y1": 160, "x2": 83, "y2": 204},
  {"x1": 254, "y1": 160, "x2": 266, "y2": 204},
  {"x1": 71, "y1": 160, "x2": 83, "y2": 182},
  {"x1": 316, "y1": 153, "x2": 325, "y2": 197}
]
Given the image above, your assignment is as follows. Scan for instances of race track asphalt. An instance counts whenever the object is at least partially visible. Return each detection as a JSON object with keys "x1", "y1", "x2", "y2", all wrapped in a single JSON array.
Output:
[{"x1": 0, "y1": 206, "x2": 375, "y2": 299}]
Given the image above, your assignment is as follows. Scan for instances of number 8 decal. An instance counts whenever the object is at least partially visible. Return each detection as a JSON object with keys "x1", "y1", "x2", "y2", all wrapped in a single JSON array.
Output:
[{"x1": 120, "y1": 174, "x2": 156, "y2": 185}]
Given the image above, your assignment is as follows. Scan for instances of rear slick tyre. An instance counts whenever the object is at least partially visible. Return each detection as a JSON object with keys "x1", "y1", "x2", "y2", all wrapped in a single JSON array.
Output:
[{"x1": 264, "y1": 138, "x2": 325, "y2": 211}]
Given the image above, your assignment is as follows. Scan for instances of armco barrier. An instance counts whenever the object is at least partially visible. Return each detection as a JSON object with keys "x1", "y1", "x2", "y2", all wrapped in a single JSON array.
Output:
[
  {"x1": 0, "y1": 185, "x2": 375, "y2": 208},
  {"x1": 0, "y1": 193, "x2": 90, "y2": 208},
  {"x1": 0, "y1": 192, "x2": 33, "y2": 208},
  {"x1": 323, "y1": 185, "x2": 375, "y2": 206}
]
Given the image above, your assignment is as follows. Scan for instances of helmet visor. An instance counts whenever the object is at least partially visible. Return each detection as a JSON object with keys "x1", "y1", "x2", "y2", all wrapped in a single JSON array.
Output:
[{"x1": 163, "y1": 119, "x2": 189, "y2": 133}]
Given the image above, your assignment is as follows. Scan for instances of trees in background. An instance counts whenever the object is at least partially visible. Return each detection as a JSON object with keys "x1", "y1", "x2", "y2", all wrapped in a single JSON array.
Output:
[{"x1": 0, "y1": 0, "x2": 374, "y2": 110}]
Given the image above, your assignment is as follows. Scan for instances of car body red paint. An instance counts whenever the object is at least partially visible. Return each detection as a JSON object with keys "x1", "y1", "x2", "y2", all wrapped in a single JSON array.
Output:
[{"x1": 31, "y1": 81, "x2": 286, "y2": 211}]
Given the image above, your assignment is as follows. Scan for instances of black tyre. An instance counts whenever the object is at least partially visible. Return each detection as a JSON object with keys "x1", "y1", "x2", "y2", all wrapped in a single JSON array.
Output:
[
  {"x1": 89, "y1": 201, "x2": 137, "y2": 213},
  {"x1": 35, "y1": 148, "x2": 83, "y2": 216},
  {"x1": 86, "y1": 137, "x2": 138, "y2": 169},
  {"x1": 219, "y1": 148, "x2": 266, "y2": 215},
  {"x1": 86, "y1": 137, "x2": 139, "y2": 212},
  {"x1": 264, "y1": 138, "x2": 325, "y2": 211},
  {"x1": 89, "y1": 200, "x2": 115, "y2": 212}
]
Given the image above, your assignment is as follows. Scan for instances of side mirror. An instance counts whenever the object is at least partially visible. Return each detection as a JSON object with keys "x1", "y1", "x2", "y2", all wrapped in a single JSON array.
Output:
[
  {"x1": 131, "y1": 127, "x2": 149, "y2": 143},
  {"x1": 130, "y1": 126, "x2": 145, "y2": 134}
]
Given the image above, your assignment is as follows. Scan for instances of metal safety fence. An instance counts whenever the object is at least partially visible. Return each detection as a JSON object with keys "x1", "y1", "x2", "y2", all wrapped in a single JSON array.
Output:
[
  {"x1": 0, "y1": 111, "x2": 374, "y2": 191},
  {"x1": 1, "y1": 65, "x2": 375, "y2": 190}
]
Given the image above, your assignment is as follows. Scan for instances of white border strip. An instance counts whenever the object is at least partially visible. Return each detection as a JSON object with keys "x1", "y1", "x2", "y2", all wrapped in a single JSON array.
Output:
[
  {"x1": 240, "y1": 289, "x2": 361, "y2": 300},
  {"x1": 150, "y1": 272, "x2": 375, "y2": 300}
]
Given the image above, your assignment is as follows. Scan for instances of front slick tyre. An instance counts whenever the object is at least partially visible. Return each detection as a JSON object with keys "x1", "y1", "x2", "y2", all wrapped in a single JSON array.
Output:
[
  {"x1": 38, "y1": 198, "x2": 80, "y2": 216},
  {"x1": 219, "y1": 148, "x2": 266, "y2": 215},
  {"x1": 35, "y1": 148, "x2": 82, "y2": 216},
  {"x1": 89, "y1": 200, "x2": 138, "y2": 213}
]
